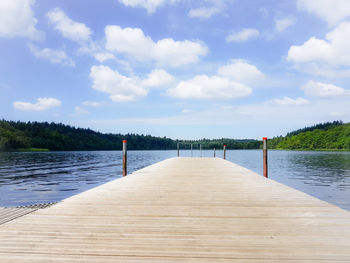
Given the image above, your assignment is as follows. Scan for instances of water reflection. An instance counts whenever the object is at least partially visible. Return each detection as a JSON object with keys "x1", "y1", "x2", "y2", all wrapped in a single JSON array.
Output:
[
  {"x1": 0, "y1": 151, "x2": 175, "y2": 206},
  {"x1": 0, "y1": 150, "x2": 349, "y2": 211},
  {"x1": 225, "y1": 150, "x2": 350, "y2": 211}
]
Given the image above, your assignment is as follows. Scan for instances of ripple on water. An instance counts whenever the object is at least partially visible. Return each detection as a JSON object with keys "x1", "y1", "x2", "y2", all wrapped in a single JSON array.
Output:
[{"x1": 0, "y1": 150, "x2": 349, "y2": 211}]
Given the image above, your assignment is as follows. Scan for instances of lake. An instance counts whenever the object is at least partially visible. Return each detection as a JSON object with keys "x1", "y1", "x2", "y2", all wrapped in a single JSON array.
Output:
[{"x1": 0, "y1": 150, "x2": 350, "y2": 211}]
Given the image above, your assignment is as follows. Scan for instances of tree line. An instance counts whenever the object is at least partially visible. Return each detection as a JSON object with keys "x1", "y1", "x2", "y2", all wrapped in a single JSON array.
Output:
[
  {"x1": 0, "y1": 120, "x2": 261, "y2": 151},
  {"x1": 268, "y1": 121, "x2": 350, "y2": 150}
]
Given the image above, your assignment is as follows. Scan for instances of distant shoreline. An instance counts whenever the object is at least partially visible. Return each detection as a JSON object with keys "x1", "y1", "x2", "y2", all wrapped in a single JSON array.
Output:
[{"x1": 2, "y1": 148, "x2": 350, "y2": 153}]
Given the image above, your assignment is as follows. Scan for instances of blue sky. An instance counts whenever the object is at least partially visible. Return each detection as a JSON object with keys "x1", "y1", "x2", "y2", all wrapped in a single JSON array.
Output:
[{"x1": 1, "y1": 0, "x2": 350, "y2": 139}]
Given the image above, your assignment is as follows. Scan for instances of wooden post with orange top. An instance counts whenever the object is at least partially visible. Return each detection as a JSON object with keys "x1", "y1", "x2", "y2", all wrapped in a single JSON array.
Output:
[
  {"x1": 123, "y1": 140, "x2": 127, "y2": 177},
  {"x1": 223, "y1": 145, "x2": 226, "y2": 160},
  {"x1": 263, "y1": 137, "x2": 268, "y2": 178}
]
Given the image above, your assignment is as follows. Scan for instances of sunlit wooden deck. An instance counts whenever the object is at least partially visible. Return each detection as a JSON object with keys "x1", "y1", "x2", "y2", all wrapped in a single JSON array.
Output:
[{"x1": 0, "y1": 157, "x2": 350, "y2": 262}]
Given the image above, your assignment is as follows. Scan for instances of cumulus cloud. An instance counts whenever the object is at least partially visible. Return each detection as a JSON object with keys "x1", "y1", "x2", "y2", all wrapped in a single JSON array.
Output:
[
  {"x1": 166, "y1": 75, "x2": 252, "y2": 100},
  {"x1": 217, "y1": 59, "x2": 265, "y2": 84},
  {"x1": 259, "y1": 8, "x2": 269, "y2": 18},
  {"x1": 221, "y1": 105, "x2": 233, "y2": 110},
  {"x1": 297, "y1": 0, "x2": 350, "y2": 26},
  {"x1": 275, "y1": 16, "x2": 296, "y2": 32},
  {"x1": 226, "y1": 28, "x2": 259, "y2": 43},
  {"x1": 0, "y1": 0, "x2": 44, "y2": 41},
  {"x1": 271, "y1": 97, "x2": 310, "y2": 106},
  {"x1": 82, "y1": 101, "x2": 101, "y2": 107},
  {"x1": 287, "y1": 22, "x2": 350, "y2": 77},
  {"x1": 329, "y1": 111, "x2": 345, "y2": 117},
  {"x1": 90, "y1": 65, "x2": 147, "y2": 102},
  {"x1": 47, "y1": 8, "x2": 91, "y2": 43},
  {"x1": 188, "y1": 0, "x2": 226, "y2": 19},
  {"x1": 165, "y1": 59, "x2": 264, "y2": 100},
  {"x1": 93, "y1": 53, "x2": 116, "y2": 63},
  {"x1": 182, "y1": 109, "x2": 195, "y2": 113},
  {"x1": 301, "y1": 81, "x2": 350, "y2": 97},
  {"x1": 28, "y1": 44, "x2": 75, "y2": 67},
  {"x1": 117, "y1": 0, "x2": 177, "y2": 14},
  {"x1": 75, "y1": 106, "x2": 89, "y2": 115},
  {"x1": 77, "y1": 41, "x2": 117, "y2": 63},
  {"x1": 46, "y1": 9, "x2": 116, "y2": 64},
  {"x1": 13, "y1": 97, "x2": 61, "y2": 111},
  {"x1": 142, "y1": 69, "x2": 175, "y2": 88},
  {"x1": 105, "y1": 25, "x2": 208, "y2": 67}
]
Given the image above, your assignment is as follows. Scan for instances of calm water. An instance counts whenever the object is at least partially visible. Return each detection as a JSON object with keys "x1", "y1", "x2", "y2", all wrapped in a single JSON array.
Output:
[{"x1": 0, "y1": 150, "x2": 349, "y2": 211}]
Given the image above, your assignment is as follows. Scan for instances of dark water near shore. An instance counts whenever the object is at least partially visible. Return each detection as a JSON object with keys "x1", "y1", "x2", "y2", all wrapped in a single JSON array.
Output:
[{"x1": 0, "y1": 150, "x2": 349, "y2": 211}]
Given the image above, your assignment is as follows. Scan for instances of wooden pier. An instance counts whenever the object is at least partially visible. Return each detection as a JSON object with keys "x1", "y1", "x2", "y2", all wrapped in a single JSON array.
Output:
[{"x1": 0, "y1": 157, "x2": 350, "y2": 262}]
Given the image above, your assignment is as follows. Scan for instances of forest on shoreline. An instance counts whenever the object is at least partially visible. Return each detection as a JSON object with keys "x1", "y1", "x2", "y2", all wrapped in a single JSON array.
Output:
[
  {"x1": 268, "y1": 121, "x2": 350, "y2": 150},
  {"x1": 0, "y1": 120, "x2": 260, "y2": 151},
  {"x1": 1, "y1": 120, "x2": 349, "y2": 152}
]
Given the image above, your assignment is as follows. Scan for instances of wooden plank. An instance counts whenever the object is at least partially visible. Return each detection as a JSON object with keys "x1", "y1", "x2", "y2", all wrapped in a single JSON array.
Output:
[
  {"x1": 0, "y1": 157, "x2": 349, "y2": 262},
  {"x1": 0, "y1": 203, "x2": 58, "y2": 225},
  {"x1": 0, "y1": 208, "x2": 36, "y2": 225}
]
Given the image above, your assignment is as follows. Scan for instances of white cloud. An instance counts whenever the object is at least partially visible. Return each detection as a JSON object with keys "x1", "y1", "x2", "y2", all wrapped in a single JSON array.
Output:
[
  {"x1": 188, "y1": 6, "x2": 221, "y2": 19},
  {"x1": 75, "y1": 106, "x2": 89, "y2": 115},
  {"x1": 271, "y1": 97, "x2": 310, "y2": 106},
  {"x1": 182, "y1": 109, "x2": 195, "y2": 113},
  {"x1": 217, "y1": 59, "x2": 265, "y2": 83},
  {"x1": 85, "y1": 97, "x2": 350, "y2": 138},
  {"x1": 188, "y1": 0, "x2": 226, "y2": 19},
  {"x1": 329, "y1": 111, "x2": 345, "y2": 117},
  {"x1": 105, "y1": 25, "x2": 208, "y2": 67},
  {"x1": 291, "y1": 63, "x2": 350, "y2": 78},
  {"x1": 77, "y1": 41, "x2": 117, "y2": 63},
  {"x1": 47, "y1": 8, "x2": 91, "y2": 43},
  {"x1": 301, "y1": 81, "x2": 350, "y2": 97},
  {"x1": 275, "y1": 16, "x2": 296, "y2": 32},
  {"x1": 226, "y1": 28, "x2": 259, "y2": 43},
  {"x1": 297, "y1": 0, "x2": 350, "y2": 26},
  {"x1": 259, "y1": 8, "x2": 269, "y2": 18},
  {"x1": 93, "y1": 53, "x2": 116, "y2": 62},
  {"x1": 89, "y1": 65, "x2": 147, "y2": 102},
  {"x1": 82, "y1": 101, "x2": 101, "y2": 107},
  {"x1": 13, "y1": 97, "x2": 61, "y2": 111},
  {"x1": 142, "y1": 69, "x2": 175, "y2": 88},
  {"x1": 166, "y1": 75, "x2": 252, "y2": 100},
  {"x1": 221, "y1": 105, "x2": 233, "y2": 110},
  {"x1": 287, "y1": 22, "x2": 350, "y2": 77},
  {"x1": 117, "y1": 0, "x2": 178, "y2": 14},
  {"x1": 0, "y1": 0, "x2": 44, "y2": 41},
  {"x1": 28, "y1": 44, "x2": 75, "y2": 67}
]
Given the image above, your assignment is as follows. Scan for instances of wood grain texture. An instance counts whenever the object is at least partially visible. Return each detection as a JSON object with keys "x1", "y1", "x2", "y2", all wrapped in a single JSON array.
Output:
[{"x1": 0, "y1": 157, "x2": 349, "y2": 262}]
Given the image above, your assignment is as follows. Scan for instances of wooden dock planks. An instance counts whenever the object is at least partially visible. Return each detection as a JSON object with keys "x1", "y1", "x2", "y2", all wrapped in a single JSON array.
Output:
[{"x1": 0, "y1": 157, "x2": 350, "y2": 262}]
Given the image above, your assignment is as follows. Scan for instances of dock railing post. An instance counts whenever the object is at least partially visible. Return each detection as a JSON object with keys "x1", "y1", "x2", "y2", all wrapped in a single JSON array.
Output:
[
  {"x1": 123, "y1": 140, "x2": 127, "y2": 177},
  {"x1": 263, "y1": 137, "x2": 268, "y2": 178},
  {"x1": 214, "y1": 148, "x2": 216, "y2": 158},
  {"x1": 177, "y1": 143, "x2": 179, "y2": 157},
  {"x1": 191, "y1": 144, "x2": 193, "y2": 157},
  {"x1": 223, "y1": 145, "x2": 226, "y2": 160},
  {"x1": 200, "y1": 144, "x2": 202, "y2": 157}
]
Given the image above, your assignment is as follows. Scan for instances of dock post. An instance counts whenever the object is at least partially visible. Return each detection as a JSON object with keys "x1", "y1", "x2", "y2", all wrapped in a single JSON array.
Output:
[
  {"x1": 223, "y1": 145, "x2": 226, "y2": 160},
  {"x1": 191, "y1": 144, "x2": 193, "y2": 157},
  {"x1": 263, "y1": 137, "x2": 268, "y2": 178},
  {"x1": 214, "y1": 148, "x2": 216, "y2": 158},
  {"x1": 177, "y1": 143, "x2": 179, "y2": 157},
  {"x1": 123, "y1": 140, "x2": 127, "y2": 176},
  {"x1": 200, "y1": 144, "x2": 202, "y2": 157}
]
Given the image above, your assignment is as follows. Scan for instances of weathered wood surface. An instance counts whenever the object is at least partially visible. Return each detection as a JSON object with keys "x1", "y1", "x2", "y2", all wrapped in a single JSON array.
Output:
[
  {"x1": 0, "y1": 157, "x2": 350, "y2": 262},
  {"x1": 0, "y1": 203, "x2": 58, "y2": 225},
  {"x1": 0, "y1": 207, "x2": 36, "y2": 225}
]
